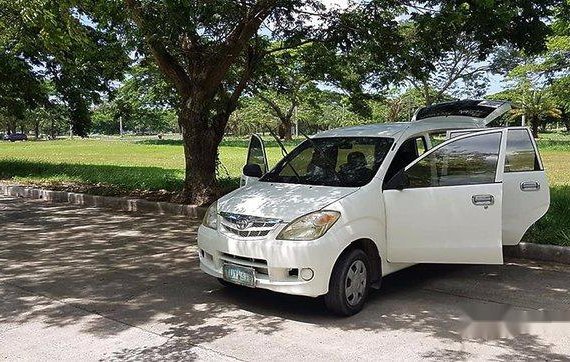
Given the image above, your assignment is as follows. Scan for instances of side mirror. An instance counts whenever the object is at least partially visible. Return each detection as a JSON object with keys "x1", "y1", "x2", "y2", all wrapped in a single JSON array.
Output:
[
  {"x1": 243, "y1": 163, "x2": 263, "y2": 178},
  {"x1": 385, "y1": 169, "x2": 410, "y2": 190}
]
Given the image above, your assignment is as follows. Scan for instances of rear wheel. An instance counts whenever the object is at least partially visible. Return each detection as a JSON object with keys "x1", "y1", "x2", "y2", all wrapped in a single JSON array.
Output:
[{"x1": 324, "y1": 249, "x2": 370, "y2": 316}]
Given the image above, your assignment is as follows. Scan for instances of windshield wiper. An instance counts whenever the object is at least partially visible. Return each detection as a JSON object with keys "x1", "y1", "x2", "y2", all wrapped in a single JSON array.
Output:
[{"x1": 264, "y1": 126, "x2": 301, "y2": 182}]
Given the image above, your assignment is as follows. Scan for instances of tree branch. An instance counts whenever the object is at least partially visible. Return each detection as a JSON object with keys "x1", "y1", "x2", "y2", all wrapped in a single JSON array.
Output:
[
  {"x1": 201, "y1": 0, "x2": 276, "y2": 96},
  {"x1": 124, "y1": 0, "x2": 191, "y2": 97}
]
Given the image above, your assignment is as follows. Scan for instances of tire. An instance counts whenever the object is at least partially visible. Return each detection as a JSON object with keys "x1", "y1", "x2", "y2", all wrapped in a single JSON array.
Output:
[{"x1": 324, "y1": 248, "x2": 370, "y2": 316}]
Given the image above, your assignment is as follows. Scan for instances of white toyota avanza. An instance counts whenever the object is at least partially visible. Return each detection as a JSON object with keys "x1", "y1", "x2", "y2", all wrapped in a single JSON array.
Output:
[{"x1": 197, "y1": 100, "x2": 550, "y2": 315}]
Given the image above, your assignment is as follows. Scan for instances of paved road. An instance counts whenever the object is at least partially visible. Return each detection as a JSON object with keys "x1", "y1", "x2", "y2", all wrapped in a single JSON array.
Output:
[{"x1": 1, "y1": 196, "x2": 569, "y2": 361}]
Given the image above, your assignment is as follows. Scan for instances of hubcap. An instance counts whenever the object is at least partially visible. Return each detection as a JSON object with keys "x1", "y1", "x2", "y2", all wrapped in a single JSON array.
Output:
[{"x1": 345, "y1": 260, "x2": 367, "y2": 306}]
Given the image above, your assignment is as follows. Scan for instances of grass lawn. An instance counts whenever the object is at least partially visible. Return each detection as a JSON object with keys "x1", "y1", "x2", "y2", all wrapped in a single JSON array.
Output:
[{"x1": 0, "y1": 132, "x2": 568, "y2": 246}]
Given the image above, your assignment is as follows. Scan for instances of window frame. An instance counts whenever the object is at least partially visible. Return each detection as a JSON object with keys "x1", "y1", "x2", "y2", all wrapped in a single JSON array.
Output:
[
  {"x1": 398, "y1": 128, "x2": 507, "y2": 189},
  {"x1": 503, "y1": 127, "x2": 544, "y2": 173},
  {"x1": 383, "y1": 135, "x2": 428, "y2": 188},
  {"x1": 245, "y1": 134, "x2": 269, "y2": 174}
]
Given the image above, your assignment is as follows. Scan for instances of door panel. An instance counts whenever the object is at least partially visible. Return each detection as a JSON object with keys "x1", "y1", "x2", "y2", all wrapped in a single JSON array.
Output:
[
  {"x1": 502, "y1": 128, "x2": 550, "y2": 245},
  {"x1": 240, "y1": 134, "x2": 268, "y2": 187},
  {"x1": 384, "y1": 129, "x2": 507, "y2": 264},
  {"x1": 385, "y1": 184, "x2": 503, "y2": 263},
  {"x1": 502, "y1": 172, "x2": 549, "y2": 245}
]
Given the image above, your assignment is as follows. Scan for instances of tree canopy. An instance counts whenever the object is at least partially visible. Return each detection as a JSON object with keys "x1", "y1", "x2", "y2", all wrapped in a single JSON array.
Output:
[{"x1": 1, "y1": 0, "x2": 567, "y2": 204}]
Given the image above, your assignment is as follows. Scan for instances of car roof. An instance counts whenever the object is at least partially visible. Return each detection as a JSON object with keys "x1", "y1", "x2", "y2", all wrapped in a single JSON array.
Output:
[
  {"x1": 313, "y1": 117, "x2": 487, "y2": 139},
  {"x1": 313, "y1": 99, "x2": 510, "y2": 139}
]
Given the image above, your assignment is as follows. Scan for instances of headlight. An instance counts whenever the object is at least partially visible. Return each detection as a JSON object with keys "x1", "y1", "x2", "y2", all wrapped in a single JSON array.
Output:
[
  {"x1": 277, "y1": 211, "x2": 340, "y2": 241},
  {"x1": 202, "y1": 201, "x2": 218, "y2": 229}
]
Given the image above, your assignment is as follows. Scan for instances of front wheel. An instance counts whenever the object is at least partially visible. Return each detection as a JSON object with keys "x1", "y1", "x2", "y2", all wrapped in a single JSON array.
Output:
[{"x1": 324, "y1": 249, "x2": 370, "y2": 316}]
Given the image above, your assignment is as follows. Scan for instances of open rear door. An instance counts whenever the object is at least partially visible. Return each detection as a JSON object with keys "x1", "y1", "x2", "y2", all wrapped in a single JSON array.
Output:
[
  {"x1": 502, "y1": 127, "x2": 550, "y2": 245},
  {"x1": 383, "y1": 129, "x2": 507, "y2": 264},
  {"x1": 240, "y1": 134, "x2": 268, "y2": 187}
]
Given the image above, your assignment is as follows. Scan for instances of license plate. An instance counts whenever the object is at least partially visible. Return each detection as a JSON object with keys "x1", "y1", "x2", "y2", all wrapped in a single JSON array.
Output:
[{"x1": 222, "y1": 264, "x2": 256, "y2": 287}]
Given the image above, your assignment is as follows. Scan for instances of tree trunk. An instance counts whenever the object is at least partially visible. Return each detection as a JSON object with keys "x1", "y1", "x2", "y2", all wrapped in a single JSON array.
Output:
[
  {"x1": 278, "y1": 117, "x2": 293, "y2": 140},
  {"x1": 562, "y1": 109, "x2": 570, "y2": 133},
  {"x1": 531, "y1": 119, "x2": 540, "y2": 138},
  {"x1": 34, "y1": 121, "x2": 40, "y2": 139},
  {"x1": 176, "y1": 102, "x2": 226, "y2": 206},
  {"x1": 50, "y1": 119, "x2": 56, "y2": 139}
]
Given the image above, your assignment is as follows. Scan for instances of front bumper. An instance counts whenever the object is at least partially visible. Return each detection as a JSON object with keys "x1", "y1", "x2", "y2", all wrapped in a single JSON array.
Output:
[{"x1": 197, "y1": 225, "x2": 335, "y2": 297}]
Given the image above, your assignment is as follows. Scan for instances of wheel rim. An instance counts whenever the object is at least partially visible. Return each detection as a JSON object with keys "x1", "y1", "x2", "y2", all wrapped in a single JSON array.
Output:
[{"x1": 345, "y1": 259, "x2": 367, "y2": 306}]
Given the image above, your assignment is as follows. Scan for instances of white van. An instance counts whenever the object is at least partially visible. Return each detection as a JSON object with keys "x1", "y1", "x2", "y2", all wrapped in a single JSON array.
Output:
[{"x1": 197, "y1": 100, "x2": 550, "y2": 315}]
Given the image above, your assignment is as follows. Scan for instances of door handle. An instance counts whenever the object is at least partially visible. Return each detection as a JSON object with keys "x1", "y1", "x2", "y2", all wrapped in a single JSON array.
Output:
[
  {"x1": 472, "y1": 194, "x2": 494, "y2": 206},
  {"x1": 520, "y1": 181, "x2": 540, "y2": 191}
]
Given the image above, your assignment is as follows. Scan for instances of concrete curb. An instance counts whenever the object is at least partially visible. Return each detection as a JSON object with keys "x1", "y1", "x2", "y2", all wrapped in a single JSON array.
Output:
[
  {"x1": 1, "y1": 184, "x2": 207, "y2": 219},
  {"x1": 504, "y1": 243, "x2": 570, "y2": 264},
  {"x1": 2, "y1": 183, "x2": 569, "y2": 264}
]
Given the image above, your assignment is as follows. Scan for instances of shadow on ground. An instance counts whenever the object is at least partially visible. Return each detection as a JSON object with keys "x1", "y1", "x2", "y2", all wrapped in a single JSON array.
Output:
[{"x1": 0, "y1": 197, "x2": 568, "y2": 360}]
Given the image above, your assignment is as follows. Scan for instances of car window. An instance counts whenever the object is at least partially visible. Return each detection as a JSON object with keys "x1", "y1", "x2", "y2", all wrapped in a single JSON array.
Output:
[
  {"x1": 261, "y1": 137, "x2": 394, "y2": 187},
  {"x1": 428, "y1": 131, "x2": 447, "y2": 147},
  {"x1": 405, "y1": 132, "x2": 502, "y2": 188},
  {"x1": 384, "y1": 136, "x2": 425, "y2": 185},
  {"x1": 246, "y1": 135, "x2": 267, "y2": 173},
  {"x1": 505, "y1": 129, "x2": 541, "y2": 172}
]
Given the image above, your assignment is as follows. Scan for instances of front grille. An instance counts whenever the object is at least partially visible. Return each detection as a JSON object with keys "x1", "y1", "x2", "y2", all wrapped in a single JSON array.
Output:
[
  {"x1": 222, "y1": 225, "x2": 271, "y2": 237},
  {"x1": 220, "y1": 252, "x2": 269, "y2": 275},
  {"x1": 219, "y1": 212, "x2": 281, "y2": 238}
]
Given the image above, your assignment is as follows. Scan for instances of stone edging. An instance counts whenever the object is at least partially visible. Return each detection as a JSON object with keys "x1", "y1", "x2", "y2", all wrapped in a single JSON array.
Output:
[
  {"x1": 1, "y1": 184, "x2": 207, "y2": 219},
  {"x1": 504, "y1": 243, "x2": 570, "y2": 265}
]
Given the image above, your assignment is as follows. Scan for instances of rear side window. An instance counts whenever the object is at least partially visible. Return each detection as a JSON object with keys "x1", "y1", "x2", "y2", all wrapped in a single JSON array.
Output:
[
  {"x1": 505, "y1": 129, "x2": 541, "y2": 172},
  {"x1": 405, "y1": 132, "x2": 502, "y2": 188}
]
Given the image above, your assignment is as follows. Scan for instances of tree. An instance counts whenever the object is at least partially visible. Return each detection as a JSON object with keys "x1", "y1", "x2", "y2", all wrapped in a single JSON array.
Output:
[
  {"x1": 0, "y1": 53, "x2": 48, "y2": 133},
  {"x1": 496, "y1": 2, "x2": 569, "y2": 134},
  {"x1": 98, "y1": 0, "x2": 321, "y2": 204},
  {"x1": 7, "y1": 0, "x2": 562, "y2": 204},
  {"x1": 403, "y1": 36, "x2": 491, "y2": 105},
  {"x1": 253, "y1": 45, "x2": 317, "y2": 140},
  {"x1": 93, "y1": 64, "x2": 179, "y2": 135},
  {"x1": 549, "y1": 76, "x2": 570, "y2": 132},
  {"x1": 0, "y1": 1, "x2": 129, "y2": 137},
  {"x1": 509, "y1": 82, "x2": 561, "y2": 137}
]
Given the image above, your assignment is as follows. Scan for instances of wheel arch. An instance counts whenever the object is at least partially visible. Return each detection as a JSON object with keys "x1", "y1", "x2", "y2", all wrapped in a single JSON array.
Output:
[{"x1": 334, "y1": 238, "x2": 382, "y2": 287}]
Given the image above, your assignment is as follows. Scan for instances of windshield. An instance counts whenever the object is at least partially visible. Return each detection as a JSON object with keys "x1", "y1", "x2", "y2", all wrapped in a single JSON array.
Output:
[{"x1": 261, "y1": 137, "x2": 394, "y2": 187}]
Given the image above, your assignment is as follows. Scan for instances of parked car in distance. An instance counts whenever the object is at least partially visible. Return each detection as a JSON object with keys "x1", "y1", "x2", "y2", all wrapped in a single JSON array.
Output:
[
  {"x1": 3, "y1": 133, "x2": 28, "y2": 142},
  {"x1": 197, "y1": 99, "x2": 550, "y2": 316}
]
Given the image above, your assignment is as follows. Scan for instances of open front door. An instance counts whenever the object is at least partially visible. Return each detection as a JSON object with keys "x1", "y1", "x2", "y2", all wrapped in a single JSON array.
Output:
[
  {"x1": 384, "y1": 129, "x2": 507, "y2": 264},
  {"x1": 240, "y1": 134, "x2": 268, "y2": 187}
]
